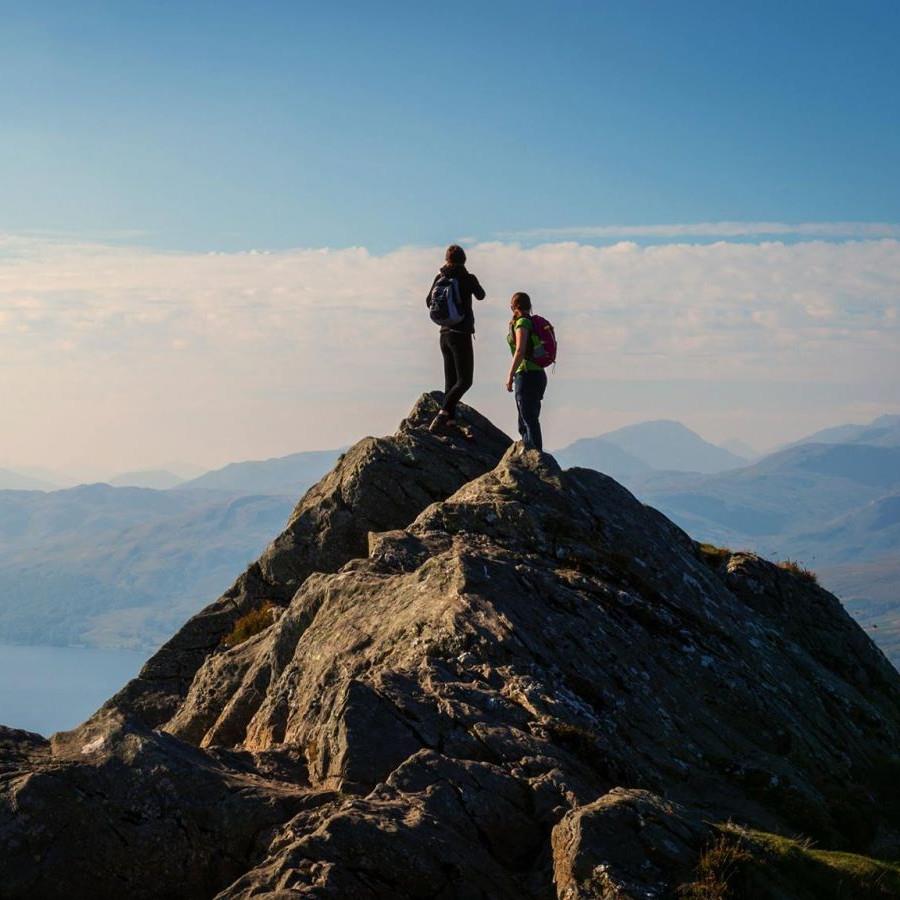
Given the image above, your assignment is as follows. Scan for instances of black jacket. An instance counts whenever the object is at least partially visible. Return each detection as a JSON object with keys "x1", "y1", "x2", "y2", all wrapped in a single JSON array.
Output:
[{"x1": 426, "y1": 264, "x2": 485, "y2": 334}]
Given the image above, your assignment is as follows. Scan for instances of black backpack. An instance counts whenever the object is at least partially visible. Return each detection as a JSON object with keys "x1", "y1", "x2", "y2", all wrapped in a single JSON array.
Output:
[{"x1": 427, "y1": 275, "x2": 464, "y2": 327}]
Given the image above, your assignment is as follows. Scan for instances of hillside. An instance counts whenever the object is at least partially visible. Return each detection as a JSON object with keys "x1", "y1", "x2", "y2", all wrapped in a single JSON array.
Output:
[
  {"x1": 178, "y1": 448, "x2": 342, "y2": 495},
  {"x1": 2, "y1": 394, "x2": 898, "y2": 899},
  {"x1": 552, "y1": 436, "x2": 652, "y2": 483},
  {"x1": 556, "y1": 419, "x2": 746, "y2": 476},
  {"x1": 0, "y1": 485, "x2": 294, "y2": 648},
  {"x1": 108, "y1": 469, "x2": 185, "y2": 489},
  {"x1": 822, "y1": 557, "x2": 900, "y2": 667},
  {"x1": 646, "y1": 443, "x2": 900, "y2": 540},
  {"x1": 781, "y1": 413, "x2": 900, "y2": 451},
  {"x1": 791, "y1": 493, "x2": 900, "y2": 563}
]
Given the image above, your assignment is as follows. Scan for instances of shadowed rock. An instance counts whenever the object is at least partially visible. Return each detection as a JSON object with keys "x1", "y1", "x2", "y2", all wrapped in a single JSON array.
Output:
[
  {"x1": 1, "y1": 403, "x2": 899, "y2": 899},
  {"x1": 552, "y1": 789, "x2": 714, "y2": 900}
]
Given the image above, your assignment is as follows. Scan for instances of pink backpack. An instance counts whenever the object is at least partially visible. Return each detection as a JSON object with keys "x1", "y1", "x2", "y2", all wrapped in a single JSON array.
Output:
[{"x1": 529, "y1": 315, "x2": 557, "y2": 368}]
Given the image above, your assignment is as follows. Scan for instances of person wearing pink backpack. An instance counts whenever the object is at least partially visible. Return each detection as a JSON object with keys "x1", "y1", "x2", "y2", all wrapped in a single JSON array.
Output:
[{"x1": 505, "y1": 292, "x2": 556, "y2": 451}]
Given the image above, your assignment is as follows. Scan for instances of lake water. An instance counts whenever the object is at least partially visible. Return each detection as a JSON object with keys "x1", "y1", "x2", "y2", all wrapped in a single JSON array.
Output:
[{"x1": 0, "y1": 644, "x2": 150, "y2": 737}]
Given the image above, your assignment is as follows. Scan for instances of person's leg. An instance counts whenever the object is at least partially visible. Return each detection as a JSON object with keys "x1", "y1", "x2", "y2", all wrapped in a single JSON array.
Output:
[
  {"x1": 517, "y1": 370, "x2": 546, "y2": 450},
  {"x1": 440, "y1": 331, "x2": 458, "y2": 410},
  {"x1": 429, "y1": 333, "x2": 458, "y2": 431},
  {"x1": 514, "y1": 373, "x2": 527, "y2": 441},
  {"x1": 529, "y1": 370, "x2": 547, "y2": 451},
  {"x1": 442, "y1": 332, "x2": 474, "y2": 419}
]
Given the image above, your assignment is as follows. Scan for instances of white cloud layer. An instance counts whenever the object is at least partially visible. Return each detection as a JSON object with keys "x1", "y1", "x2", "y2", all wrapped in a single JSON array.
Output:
[
  {"x1": 1, "y1": 233, "x2": 898, "y2": 473},
  {"x1": 500, "y1": 221, "x2": 900, "y2": 240}
]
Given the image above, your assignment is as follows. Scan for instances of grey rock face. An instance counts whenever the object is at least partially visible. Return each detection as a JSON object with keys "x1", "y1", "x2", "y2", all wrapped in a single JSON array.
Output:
[
  {"x1": 1, "y1": 713, "x2": 313, "y2": 899},
  {"x1": 2, "y1": 401, "x2": 899, "y2": 899},
  {"x1": 552, "y1": 789, "x2": 714, "y2": 900},
  {"x1": 104, "y1": 392, "x2": 511, "y2": 729}
]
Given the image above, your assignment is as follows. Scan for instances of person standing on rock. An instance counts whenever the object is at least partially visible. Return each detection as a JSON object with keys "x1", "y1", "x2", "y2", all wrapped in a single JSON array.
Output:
[
  {"x1": 506, "y1": 292, "x2": 551, "y2": 451},
  {"x1": 426, "y1": 244, "x2": 485, "y2": 436}
]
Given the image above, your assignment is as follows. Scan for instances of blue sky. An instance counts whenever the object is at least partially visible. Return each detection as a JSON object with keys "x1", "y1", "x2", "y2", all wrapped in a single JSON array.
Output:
[
  {"x1": 1, "y1": 2, "x2": 899, "y2": 474},
  {"x1": 3, "y1": 1, "x2": 899, "y2": 251}
]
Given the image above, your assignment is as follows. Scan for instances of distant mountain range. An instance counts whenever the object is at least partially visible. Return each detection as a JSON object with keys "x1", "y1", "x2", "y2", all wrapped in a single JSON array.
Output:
[
  {"x1": 554, "y1": 419, "x2": 747, "y2": 481},
  {"x1": 718, "y1": 437, "x2": 760, "y2": 460},
  {"x1": 108, "y1": 470, "x2": 186, "y2": 489},
  {"x1": 1, "y1": 414, "x2": 896, "y2": 663},
  {"x1": 644, "y1": 443, "x2": 900, "y2": 541},
  {"x1": 0, "y1": 450, "x2": 343, "y2": 496},
  {"x1": 643, "y1": 449, "x2": 900, "y2": 573},
  {"x1": 0, "y1": 446, "x2": 344, "y2": 650},
  {"x1": 8, "y1": 413, "x2": 893, "y2": 496},
  {"x1": 0, "y1": 485, "x2": 294, "y2": 649},
  {"x1": 779, "y1": 413, "x2": 900, "y2": 450},
  {"x1": 177, "y1": 448, "x2": 342, "y2": 495},
  {"x1": 0, "y1": 469, "x2": 59, "y2": 491}
]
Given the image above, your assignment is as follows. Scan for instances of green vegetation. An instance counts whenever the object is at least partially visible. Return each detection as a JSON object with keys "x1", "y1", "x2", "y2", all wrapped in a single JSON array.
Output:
[
  {"x1": 678, "y1": 828, "x2": 900, "y2": 899},
  {"x1": 221, "y1": 602, "x2": 278, "y2": 648},
  {"x1": 778, "y1": 558, "x2": 819, "y2": 584}
]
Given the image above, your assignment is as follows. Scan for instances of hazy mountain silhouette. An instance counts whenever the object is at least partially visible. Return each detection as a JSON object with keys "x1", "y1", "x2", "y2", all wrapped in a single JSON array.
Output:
[
  {"x1": 790, "y1": 493, "x2": 900, "y2": 563},
  {"x1": 552, "y1": 437, "x2": 652, "y2": 482},
  {"x1": 0, "y1": 484, "x2": 293, "y2": 649},
  {"x1": 781, "y1": 413, "x2": 900, "y2": 450},
  {"x1": 108, "y1": 469, "x2": 185, "y2": 489},
  {"x1": 822, "y1": 556, "x2": 900, "y2": 665},
  {"x1": 557, "y1": 419, "x2": 747, "y2": 475},
  {"x1": 178, "y1": 448, "x2": 342, "y2": 495},
  {"x1": 0, "y1": 468, "x2": 58, "y2": 491},
  {"x1": 718, "y1": 437, "x2": 760, "y2": 460},
  {"x1": 646, "y1": 443, "x2": 900, "y2": 540}
]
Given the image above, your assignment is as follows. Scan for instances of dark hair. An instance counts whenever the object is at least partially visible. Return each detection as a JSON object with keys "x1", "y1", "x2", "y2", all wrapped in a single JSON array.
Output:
[
  {"x1": 445, "y1": 244, "x2": 466, "y2": 265},
  {"x1": 511, "y1": 291, "x2": 532, "y2": 313}
]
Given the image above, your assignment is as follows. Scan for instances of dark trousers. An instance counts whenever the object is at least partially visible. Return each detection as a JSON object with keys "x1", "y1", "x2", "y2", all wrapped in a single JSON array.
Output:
[
  {"x1": 514, "y1": 369, "x2": 547, "y2": 450},
  {"x1": 440, "y1": 330, "x2": 474, "y2": 418}
]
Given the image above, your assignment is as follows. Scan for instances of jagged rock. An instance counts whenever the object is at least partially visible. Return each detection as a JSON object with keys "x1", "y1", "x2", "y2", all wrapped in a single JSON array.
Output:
[
  {"x1": 218, "y1": 751, "x2": 544, "y2": 899},
  {"x1": 552, "y1": 788, "x2": 713, "y2": 899},
  {"x1": 0, "y1": 726, "x2": 48, "y2": 775},
  {"x1": 105, "y1": 393, "x2": 511, "y2": 729},
  {"x1": 1, "y1": 710, "x2": 320, "y2": 899},
  {"x1": 2, "y1": 400, "x2": 899, "y2": 899}
]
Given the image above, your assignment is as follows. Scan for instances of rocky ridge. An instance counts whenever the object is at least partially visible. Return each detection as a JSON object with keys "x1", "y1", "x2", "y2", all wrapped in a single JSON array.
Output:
[{"x1": 2, "y1": 394, "x2": 899, "y2": 899}]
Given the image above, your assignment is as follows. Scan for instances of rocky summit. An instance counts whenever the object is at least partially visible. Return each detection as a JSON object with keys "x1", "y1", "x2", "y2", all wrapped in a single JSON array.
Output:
[{"x1": 2, "y1": 394, "x2": 899, "y2": 899}]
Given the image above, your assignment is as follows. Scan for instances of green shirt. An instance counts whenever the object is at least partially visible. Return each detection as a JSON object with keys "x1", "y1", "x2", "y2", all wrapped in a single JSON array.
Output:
[{"x1": 507, "y1": 316, "x2": 542, "y2": 374}]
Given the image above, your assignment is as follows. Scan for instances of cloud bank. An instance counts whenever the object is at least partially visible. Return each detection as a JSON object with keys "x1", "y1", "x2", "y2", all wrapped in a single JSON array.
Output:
[
  {"x1": 499, "y1": 221, "x2": 900, "y2": 240},
  {"x1": 1, "y1": 232, "x2": 898, "y2": 472}
]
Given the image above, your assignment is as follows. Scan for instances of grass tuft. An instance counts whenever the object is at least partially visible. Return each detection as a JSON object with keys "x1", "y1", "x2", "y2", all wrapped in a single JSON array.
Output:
[
  {"x1": 697, "y1": 543, "x2": 732, "y2": 570},
  {"x1": 678, "y1": 833, "x2": 752, "y2": 899},
  {"x1": 221, "y1": 601, "x2": 278, "y2": 648},
  {"x1": 777, "y1": 559, "x2": 819, "y2": 584}
]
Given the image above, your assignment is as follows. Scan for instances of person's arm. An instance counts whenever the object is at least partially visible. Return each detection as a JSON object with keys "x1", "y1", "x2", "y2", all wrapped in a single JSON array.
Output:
[
  {"x1": 471, "y1": 274, "x2": 486, "y2": 301},
  {"x1": 425, "y1": 275, "x2": 437, "y2": 306},
  {"x1": 505, "y1": 324, "x2": 529, "y2": 392}
]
